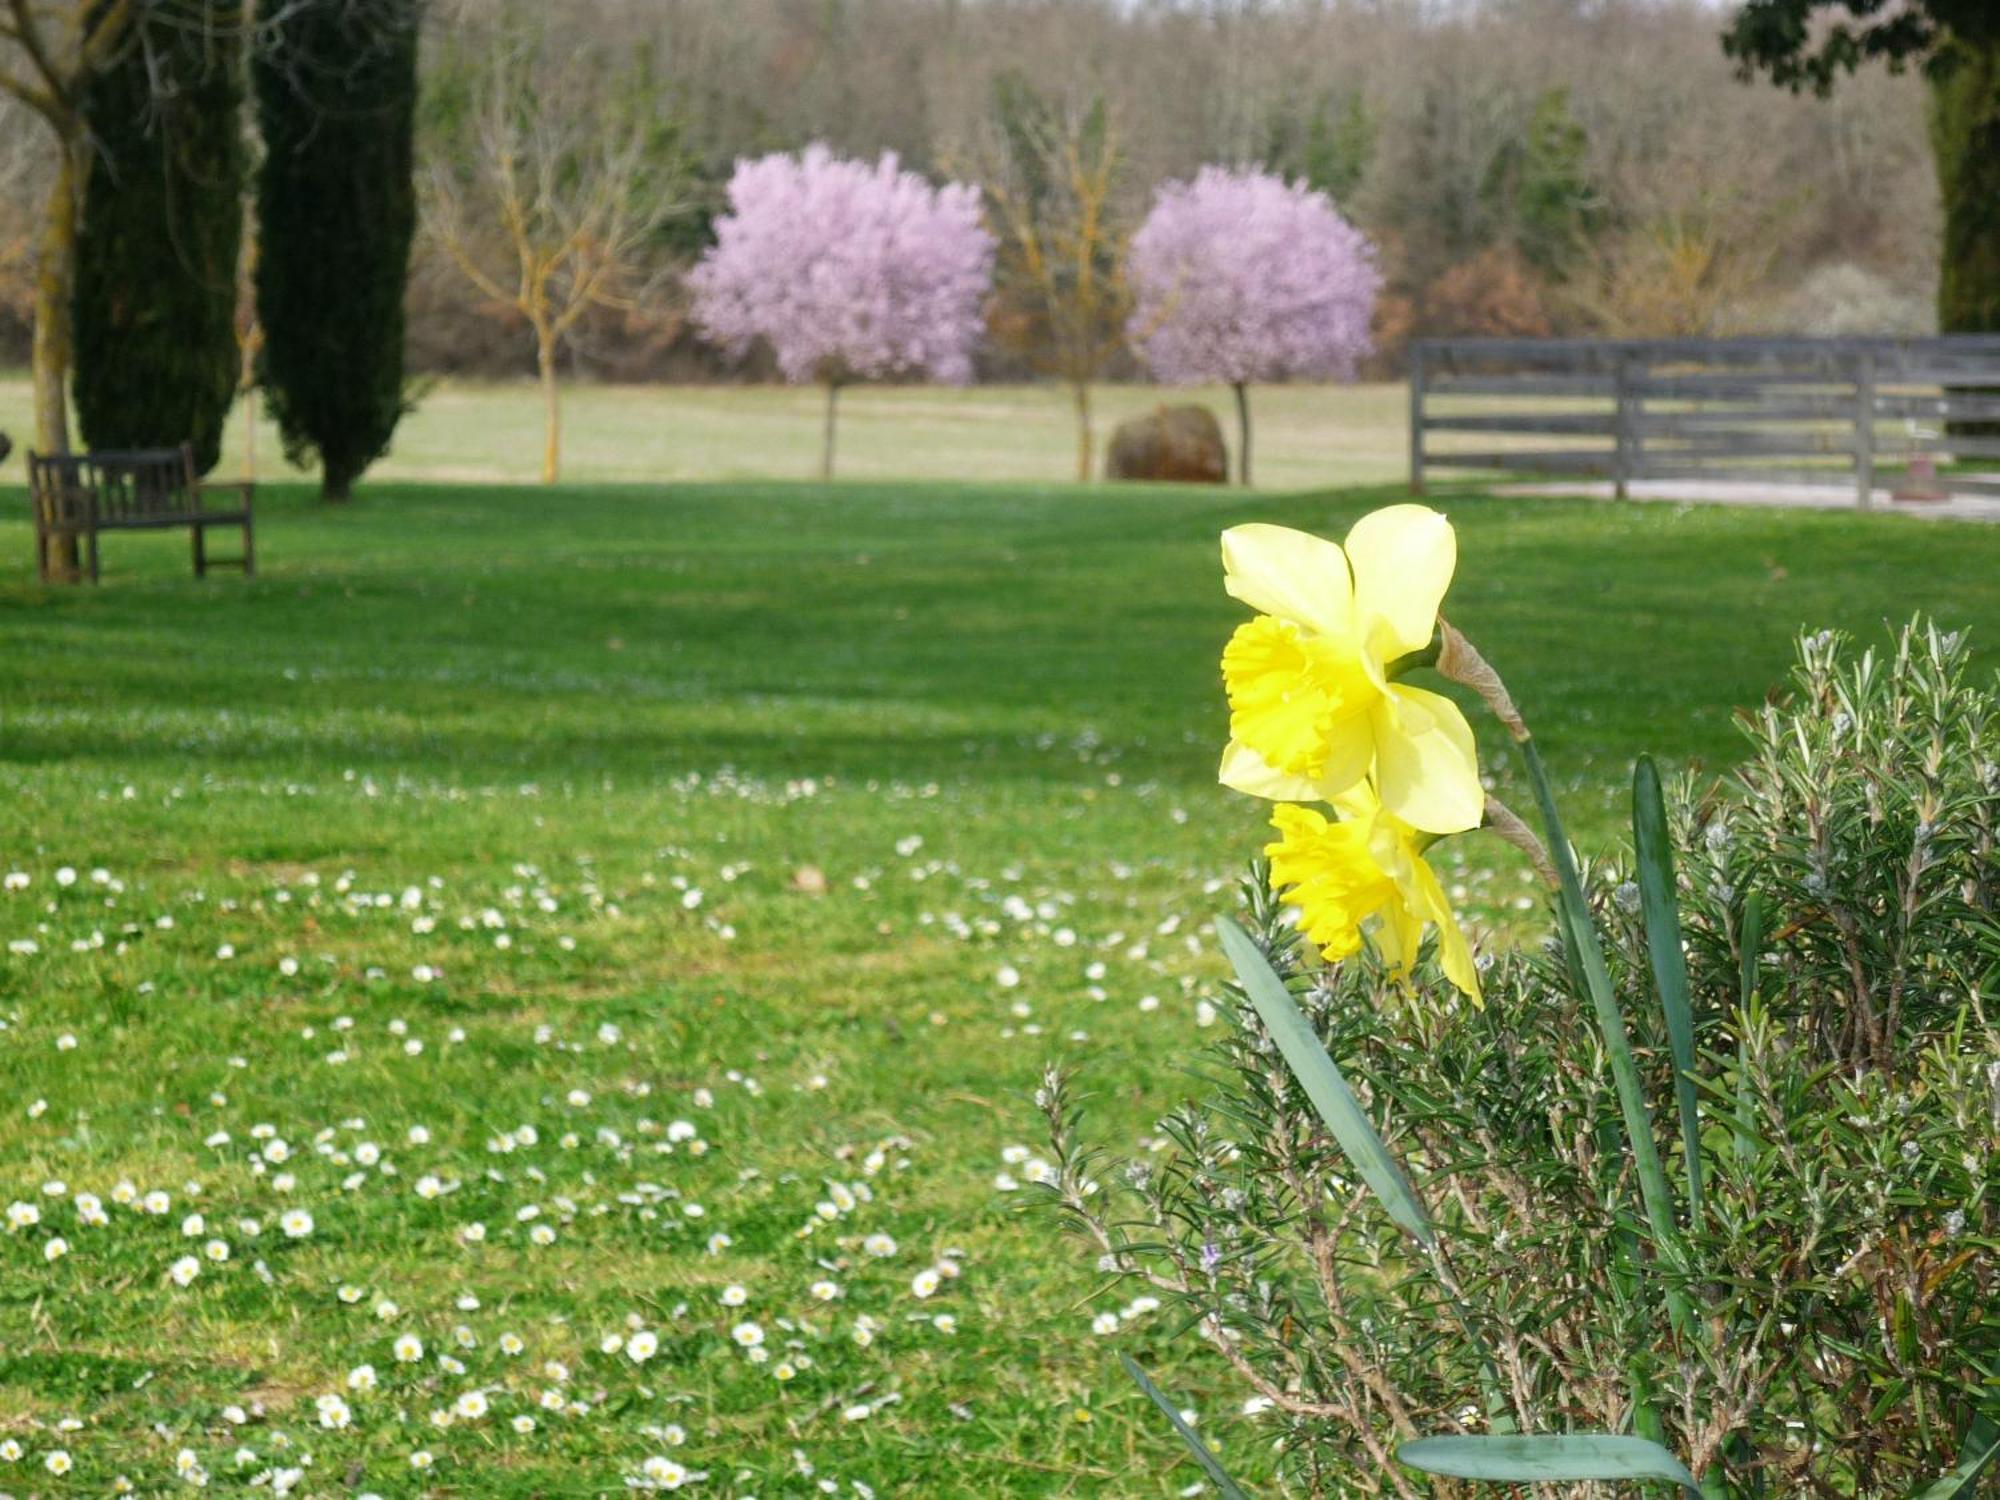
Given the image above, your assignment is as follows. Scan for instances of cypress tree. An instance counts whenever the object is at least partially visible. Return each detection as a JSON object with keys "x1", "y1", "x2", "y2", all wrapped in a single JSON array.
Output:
[
  {"x1": 1929, "y1": 36, "x2": 2000, "y2": 436},
  {"x1": 253, "y1": 0, "x2": 420, "y2": 502},
  {"x1": 73, "y1": 2, "x2": 245, "y2": 475},
  {"x1": 1930, "y1": 38, "x2": 2000, "y2": 335}
]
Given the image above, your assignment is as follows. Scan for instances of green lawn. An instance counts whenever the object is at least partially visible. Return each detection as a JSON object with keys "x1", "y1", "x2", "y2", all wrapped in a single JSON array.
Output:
[
  {"x1": 0, "y1": 375, "x2": 1416, "y2": 491},
  {"x1": 1, "y1": 479, "x2": 1995, "y2": 1497}
]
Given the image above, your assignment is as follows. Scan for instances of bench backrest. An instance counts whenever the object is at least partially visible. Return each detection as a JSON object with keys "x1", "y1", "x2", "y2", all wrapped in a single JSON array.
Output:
[{"x1": 27, "y1": 444, "x2": 198, "y2": 525}]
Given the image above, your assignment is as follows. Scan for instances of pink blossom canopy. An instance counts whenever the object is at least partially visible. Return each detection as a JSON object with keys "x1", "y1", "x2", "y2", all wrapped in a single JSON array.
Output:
[
  {"x1": 1128, "y1": 166, "x2": 1381, "y2": 386},
  {"x1": 689, "y1": 145, "x2": 996, "y2": 386}
]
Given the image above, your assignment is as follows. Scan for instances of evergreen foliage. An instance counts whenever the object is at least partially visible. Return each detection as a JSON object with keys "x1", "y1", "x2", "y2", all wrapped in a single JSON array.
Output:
[
  {"x1": 253, "y1": 0, "x2": 420, "y2": 501},
  {"x1": 1929, "y1": 36, "x2": 2000, "y2": 337},
  {"x1": 73, "y1": 1, "x2": 244, "y2": 474}
]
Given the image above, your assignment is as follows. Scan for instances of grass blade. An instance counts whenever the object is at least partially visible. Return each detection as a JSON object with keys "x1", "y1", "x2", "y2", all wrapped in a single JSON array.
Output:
[
  {"x1": 1120, "y1": 1353, "x2": 1255, "y2": 1500},
  {"x1": 1400, "y1": 1434, "x2": 1701, "y2": 1498},
  {"x1": 1633, "y1": 754, "x2": 1703, "y2": 1223},
  {"x1": 1216, "y1": 915, "x2": 1433, "y2": 1248}
]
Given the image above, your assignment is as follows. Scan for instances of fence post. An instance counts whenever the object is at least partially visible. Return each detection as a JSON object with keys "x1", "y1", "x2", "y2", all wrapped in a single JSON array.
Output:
[
  {"x1": 1612, "y1": 349, "x2": 1635, "y2": 500},
  {"x1": 1853, "y1": 348, "x2": 1875, "y2": 511},
  {"x1": 1408, "y1": 343, "x2": 1427, "y2": 497}
]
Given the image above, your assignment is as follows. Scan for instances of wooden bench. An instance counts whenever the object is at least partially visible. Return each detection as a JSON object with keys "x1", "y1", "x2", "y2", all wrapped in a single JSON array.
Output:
[{"x1": 28, "y1": 442, "x2": 254, "y2": 583}]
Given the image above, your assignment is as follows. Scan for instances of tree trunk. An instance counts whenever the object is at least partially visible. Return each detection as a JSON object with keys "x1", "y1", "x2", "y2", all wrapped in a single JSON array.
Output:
[
  {"x1": 321, "y1": 460, "x2": 356, "y2": 503},
  {"x1": 1232, "y1": 380, "x2": 1253, "y2": 487},
  {"x1": 821, "y1": 380, "x2": 840, "y2": 481},
  {"x1": 1930, "y1": 35, "x2": 2000, "y2": 437},
  {"x1": 33, "y1": 135, "x2": 84, "y2": 579},
  {"x1": 538, "y1": 329, "x2": 561, "y2": 484},
  {"x1": 242, "y1": 386, "x2": 258, "y2": 484},
  {"x1": 1072, "y1": 380, "x2": 1094, "y2": 483}
]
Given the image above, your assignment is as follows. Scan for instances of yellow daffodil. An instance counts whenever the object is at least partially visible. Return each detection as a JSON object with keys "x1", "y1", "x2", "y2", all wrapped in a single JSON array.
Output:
[
  {"x1": 1264, "y1": 786, "x2": 1480, "y2": 1002},
  {"x1": 1219, "y1": 505, "x2": 1483, "y2": 835}
]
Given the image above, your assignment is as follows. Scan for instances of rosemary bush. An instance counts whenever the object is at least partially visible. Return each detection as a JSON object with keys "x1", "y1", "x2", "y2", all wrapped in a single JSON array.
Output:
[{"x1": 1041, "y1": 620, "x2": 1996, "y2": 1497}]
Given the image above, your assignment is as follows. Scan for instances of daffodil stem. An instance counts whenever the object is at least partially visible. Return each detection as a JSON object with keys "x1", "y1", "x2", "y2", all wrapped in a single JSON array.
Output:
[
  {"x1": 1429, "y1": 620, "x2": 1722, "y2": 1483},
  {"x1": 1517, "y1": 732, "x2": 1695, "y2": 1343},
  {"x1": 1441, "y1": 622, "x2": 1698, "y2": 1338},
  {"x1": 1386, "y1": 638, "x2": 1442, "y2": 678}
]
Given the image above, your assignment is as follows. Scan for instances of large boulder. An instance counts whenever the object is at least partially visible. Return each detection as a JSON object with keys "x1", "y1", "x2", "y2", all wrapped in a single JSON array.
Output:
[{"x1": 1105, "y1": 404, "x2": 1227, "y2": 484}]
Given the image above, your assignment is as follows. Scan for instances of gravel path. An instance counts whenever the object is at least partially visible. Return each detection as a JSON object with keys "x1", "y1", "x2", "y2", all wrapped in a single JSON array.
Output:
[{"x1": 1497, "y1": 477, "x2": 2000, "y2": 522}]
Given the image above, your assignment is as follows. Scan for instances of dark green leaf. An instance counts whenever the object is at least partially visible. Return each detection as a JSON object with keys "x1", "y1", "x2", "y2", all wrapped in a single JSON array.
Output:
[
  {"x1": 1216, "y1": 916, "x2": 1433, "y2": 1247},
  {"x1": 1738, "y1": 889, "x2": 1765, "y2": 1006},
  {"x1": 1913, "y1": 1416, "x2": 2000, "y2": 1499},
  {"x1": 1121, "y1": 1354, "x2": 1255, "y2": 1500},
  {"x1": 1634, "y1": 754, "x2": 1703, "y2": 1221},
  {"x1": 1399, "y1": 1433, "x2": 1700, "y2": 1497}
]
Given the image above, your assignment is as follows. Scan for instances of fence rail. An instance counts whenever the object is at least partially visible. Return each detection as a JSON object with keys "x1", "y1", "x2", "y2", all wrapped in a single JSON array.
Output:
[{"x1": 1409, "y1": 336, "x2": 2000, "y2": 507}]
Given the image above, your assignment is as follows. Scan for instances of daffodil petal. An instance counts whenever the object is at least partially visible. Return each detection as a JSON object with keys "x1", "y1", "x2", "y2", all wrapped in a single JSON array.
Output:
[
  {"x1": 1371, "y1": 895, "x2": 1422, "y2": 978},
  {"x1": 1218, "y1": 740, "x2": 1325, "y2": 802},
  {"x1": 1410, "y1": 857, "x2": 1481, "y2": 1003},
  {"x1": 1329, "y1": 779, "x2": 1380, "y2": 823},
  {"x1": 1344, "y1": 504, "x2": 1457, "y2": 661},
  {"x1": 1221, "y1": 524, "x2": 1353, "y2": 639},
  {"x1": 1372, "y1": 685, "x2": 1484, "y2": 835}
]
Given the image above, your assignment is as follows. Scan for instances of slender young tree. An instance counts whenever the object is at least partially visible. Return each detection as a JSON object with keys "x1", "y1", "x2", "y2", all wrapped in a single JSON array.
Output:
[
  {"x1": 1127, "y1": 166, "x2": 1380, "y2": 487},
  {"x1": 253, "y1": 0, "x2": 419, "y2": 501},
  {"x1": 422, "y1": 20, "x2": 692, "y2": 484},
  {"x1": 73, "y1": 0, "x2": 244, "y2": 474},
  {"x1": 688, "y1": 145, "x2": 994, "y2": 481},
  {"x1": 978, "y1": 75, "x2": 1132, "y2": 483},
  {"x1": 0, "y1": 0, "x2": 144, "y2": 478}
]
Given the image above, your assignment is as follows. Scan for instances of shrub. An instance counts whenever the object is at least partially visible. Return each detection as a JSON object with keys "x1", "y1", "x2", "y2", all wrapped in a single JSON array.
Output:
[{"x1": 1042, "y1": 608, "x2": 1996, "y2": 1497}]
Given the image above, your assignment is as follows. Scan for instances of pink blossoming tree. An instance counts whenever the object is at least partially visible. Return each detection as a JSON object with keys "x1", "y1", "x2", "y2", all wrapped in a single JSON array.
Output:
[
  {"x1": 689, "y1": 145, "x2": 996, "y2": 479},
  {"x1": 1128, "y1": 166, "x2": 1381, "y2": 486}
]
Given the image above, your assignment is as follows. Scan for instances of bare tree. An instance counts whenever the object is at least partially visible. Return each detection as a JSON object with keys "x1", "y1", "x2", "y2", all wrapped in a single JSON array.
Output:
[
  {"x1": 421, "y1": 19, "x2": 692, "y2": 484},
  {"x1": 973, "y1": 77, "x2": 1133, "y2": 482},
  {"x1": 0, "y1": 0, "x2": 141, "y2": 465},
  {"x1": 1565, "y1": 214, "x2": 1775, "y2": 337},
  {"x1": 0, "y1": 95, "x2": 51, "y2": 333}
]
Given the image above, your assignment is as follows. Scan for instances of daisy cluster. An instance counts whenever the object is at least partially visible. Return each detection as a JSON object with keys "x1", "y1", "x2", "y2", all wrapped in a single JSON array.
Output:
[
  {"x1": 0, "y1": 758, "x2": 1534, "y2": 1495},
  {"x1": 0, "y1": 844, "x2": 996, "y2": 1495}
]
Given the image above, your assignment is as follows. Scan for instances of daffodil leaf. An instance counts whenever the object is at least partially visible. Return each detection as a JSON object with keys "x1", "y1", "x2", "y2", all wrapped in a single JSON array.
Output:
[
  {"x1": 1913, "y1": 1417, "x2": 1999, "y2": 1499},
  {"x1": 1120, "y1": 1353, "x2": 1255, "y2": 1500},
  {"x1": 1399, "y1": 1433, "x2": 1701, "y2": 1498},
  {"x1": 1734, "y1": 889, "x2": 1765, "y2": 1167},
  {"x1": 1216, "y1": 915, "x2": 1433, "y2": 1248},
  {"x1": 1519, "y1": 736, "x2": 1691, "y2": 1339},
  {"x1": 1634, "y1": 754, "x2": 1703, "y2": 1223},
  {"x1": 1738, "y1": 888, "x2": 1765, "y2": 1006}
]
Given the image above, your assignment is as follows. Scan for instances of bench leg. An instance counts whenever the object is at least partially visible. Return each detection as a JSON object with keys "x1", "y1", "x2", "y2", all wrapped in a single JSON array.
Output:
[
  {"x1": 241, "y1": 516, "x2": 255, "y2": 577},
  {"x1": 35, "y1": 529, "x2": 47, "y2": 584},
  {"x1": 87, "y1": 527, "x2": 101, "y2": 585},
  {"x1": 192, "y1": 522, "x2": 207, "y2": 579}
]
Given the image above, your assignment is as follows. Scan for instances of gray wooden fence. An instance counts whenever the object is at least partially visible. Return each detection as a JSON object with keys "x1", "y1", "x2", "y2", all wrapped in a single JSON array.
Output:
[{"x1": 1409, "y1": 336, "x2": 2000, "y2": 508}]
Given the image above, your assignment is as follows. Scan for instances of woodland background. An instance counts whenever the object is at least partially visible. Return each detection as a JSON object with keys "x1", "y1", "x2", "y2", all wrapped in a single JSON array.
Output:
[{"x1": 0, "y1": 0, "x2": 1941, "y2": 383}]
